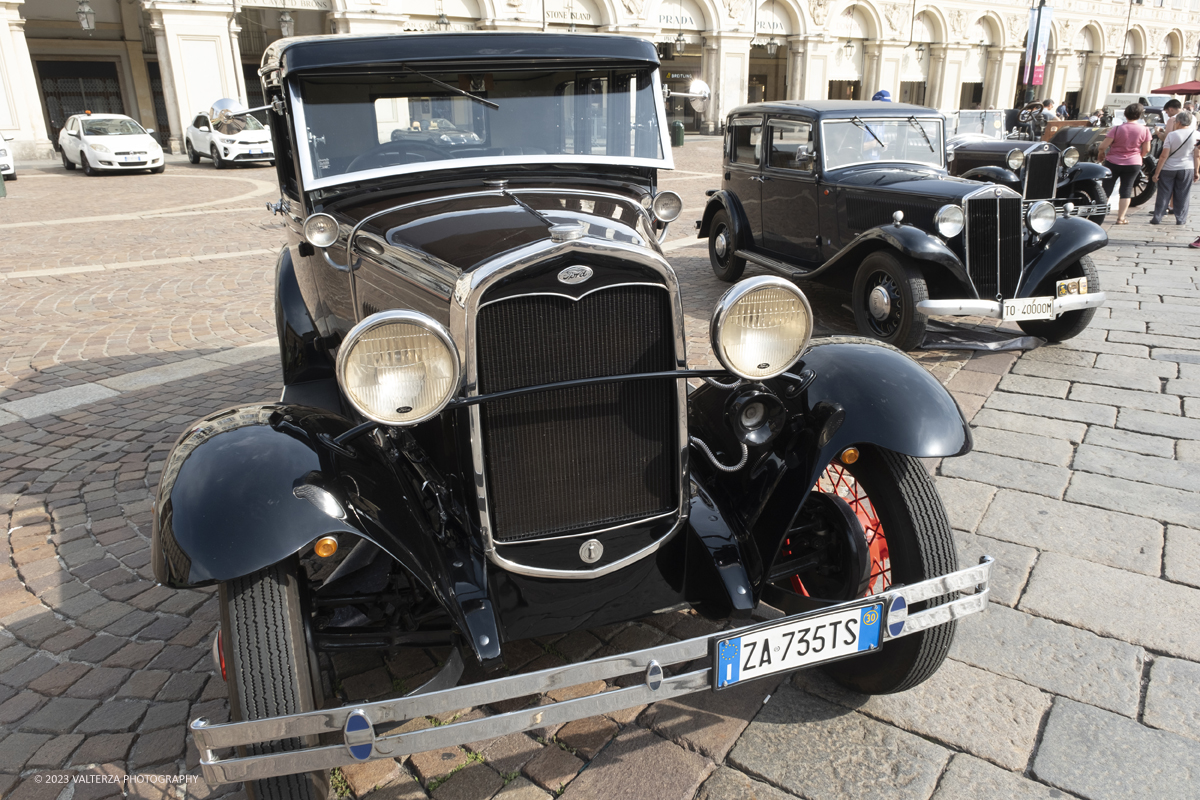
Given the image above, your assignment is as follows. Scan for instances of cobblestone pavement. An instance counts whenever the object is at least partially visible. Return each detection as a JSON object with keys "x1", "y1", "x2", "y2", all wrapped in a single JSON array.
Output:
[{"x1": 0, "y1": 146, "x2": 1197, "y2": 800}]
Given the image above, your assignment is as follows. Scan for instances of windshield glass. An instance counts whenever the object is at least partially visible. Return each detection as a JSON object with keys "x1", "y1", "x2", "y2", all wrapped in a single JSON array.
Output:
[
  {"x1": 214, "y1": 115, "x2": 266, "y2": 135},
  {"x1": 294, "y1": 64, "x2": 665, "y2": 188},
  {"x1": 82, "y1": 118, "x2": 145, "y2": 136},
  {"x1": 822, "y1": 117, "x2": 944, "y2": 171},
  {"x1": 950, "y1": 110, "x2": 1006, "y2": 139}
]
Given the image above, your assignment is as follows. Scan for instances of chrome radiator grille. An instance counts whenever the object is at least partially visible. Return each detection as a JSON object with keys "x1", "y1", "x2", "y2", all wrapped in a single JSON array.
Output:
[
  {"x1": 1023, "y1": 151, "x2": 1059, "y2": 200},
  {"x1": 475, "y1": 284, "x2": 678, "y2": 542},
  {"x1": 964, "y1": 193, "x2": 1024, "y2": 300}
]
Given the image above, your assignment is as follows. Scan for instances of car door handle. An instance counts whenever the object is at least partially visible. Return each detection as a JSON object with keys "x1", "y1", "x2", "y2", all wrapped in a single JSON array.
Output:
[{"x1": 750, "y1": 176, "x2": 767, "y2": 182}]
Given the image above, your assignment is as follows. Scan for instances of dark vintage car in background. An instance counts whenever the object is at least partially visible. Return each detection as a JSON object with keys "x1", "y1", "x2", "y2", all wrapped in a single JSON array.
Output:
[
  {"x1": 699, "y1": 101, "x2": 1110, "y2": 352},
  {"x1": 149, "y1": 33, "x2": 993, "y2": 799}
]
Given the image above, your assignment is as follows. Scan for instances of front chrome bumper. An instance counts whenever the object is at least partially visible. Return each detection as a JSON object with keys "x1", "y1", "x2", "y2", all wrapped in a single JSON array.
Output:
[
  {"x1": 192, "y1": 557, "x2": 993, "y2": 785},
  {"x1": 917, "y1": 292, "x2": 1107, "y2": 319}
]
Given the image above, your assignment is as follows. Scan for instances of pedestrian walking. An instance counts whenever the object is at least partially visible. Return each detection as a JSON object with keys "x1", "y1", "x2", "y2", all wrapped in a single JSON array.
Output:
[
  {"x1": 1056, "y1": 101, "x2": 1068, "y2": 120},
  {"x1": 1150, "y1": 111, "x2": 1196, "y2": 226},
  {"x1": 1098, "y1": 103, "x2": 1152, "y2": 225}
]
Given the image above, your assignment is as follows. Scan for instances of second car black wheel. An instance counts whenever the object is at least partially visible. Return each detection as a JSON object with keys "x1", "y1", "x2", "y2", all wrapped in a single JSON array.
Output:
[
  {"x1": 80, "y1": 154, "x2": 97, "y2": 177},
  {"x1": 1130, "y1": 158, "x2": 1156, "y2": 208},
  {"x1": 221, "y1": 559, "x2": 327, "y2": 800},
  {"x1": 1072, "y1": 179, "x2": 1107, "y2": 226},
  {"x1": 851, "y1": 251, "x2": 929, "y2": 351},
  {"x1": 707, "y1": 209, "x2": 746, "y2": 282},
  {"x1": 186, "y1": 139, "x2": 200, "y2": 164},
  {"x1": 812, "y1": 446, "x2": 958, "y2": 694},
  {"x1": 61, "y1": 150, "x2": 76, "y2": 171},
  {"x1": 1016, "y1": 255, "x2": 1100, "y2": 342},
  {"x1": 212, "y1": 146, "x2": 227, "y2": 170}
]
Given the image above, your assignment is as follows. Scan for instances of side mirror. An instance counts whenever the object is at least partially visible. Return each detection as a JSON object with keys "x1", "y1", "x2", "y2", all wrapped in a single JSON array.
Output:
[
  {"x1": 145, "y1": 128, "x2": 155, "y2": 134},
  {"x1": 796, "y1": 151, "x2": 815, "y2": 170},
  {"x1": 662, "y1": 79, "x2": 711, "y2": 115},
  {"x1": 199, "y1": 126, "x2": 210, "y2": 133},
  {"x1": 68, "y1": 130, "x2": 80, "y2": 138}
]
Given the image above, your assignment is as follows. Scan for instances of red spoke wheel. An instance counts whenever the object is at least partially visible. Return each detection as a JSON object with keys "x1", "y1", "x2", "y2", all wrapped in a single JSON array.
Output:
[{"x1": 787, "y1": 446, "x2": 959, "y2": 694}]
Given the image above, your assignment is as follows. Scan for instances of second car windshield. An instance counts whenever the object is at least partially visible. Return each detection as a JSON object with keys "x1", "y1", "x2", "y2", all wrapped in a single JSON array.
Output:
[
  {"x1": 82, "y1": 119, "x2": 145, "y2": 136},
  {"x1": 822, "y1": 118, "x2": 943, "y2": 170}
]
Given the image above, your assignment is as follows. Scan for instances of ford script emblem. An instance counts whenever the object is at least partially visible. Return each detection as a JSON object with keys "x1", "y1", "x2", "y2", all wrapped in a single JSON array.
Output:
[
  {"x1": 558, "y1": 266, "x2": 593, "y2": 285},
  {"x1": 343, "y1": 708, "x2": 375, "y2": 761}
]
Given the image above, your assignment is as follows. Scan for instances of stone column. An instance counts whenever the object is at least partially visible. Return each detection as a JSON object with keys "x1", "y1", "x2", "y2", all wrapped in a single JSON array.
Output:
[
  {"x1": 786, "y1": 37, "x2": 805, "y2": 101},
  {"x1": 118, "y1": 0, "x2": 157, "y2": 131},
  {"x1": 861, "y1": 40, "x2": 882, "y2": 100},
  {"x1": 1079, "y1": 53, "x2": 1108, "y2": 118},
  {"x1": 151, "y1": 16, "x2": 184, "y2": 154},
  {"x1": 926, "y1": 44, "x2": 949, "y2": 110},
  {"x1": 5, "y1": 12, "x2": 52, "y2": 156},
  {"x1": 230, "y1": 18, "x2": 248, "y2": 104},
  {"x1": 1126, "y1": 56, "x2": 1146, "y2": 94}
]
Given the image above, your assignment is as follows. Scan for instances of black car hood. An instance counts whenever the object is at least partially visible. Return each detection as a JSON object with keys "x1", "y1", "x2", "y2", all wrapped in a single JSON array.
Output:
[
  {"x1": 342, "y1": 185, "x2": 652, "y2": 272},
  {"x1": 831, "y1": 166, "x2": 990, "y2": 201}
]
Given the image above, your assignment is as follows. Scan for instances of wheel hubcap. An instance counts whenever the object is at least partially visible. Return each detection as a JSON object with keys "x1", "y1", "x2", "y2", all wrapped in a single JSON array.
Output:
[
  {"x1": 714, "y1": 230, "x2": 729, "y2": 259},
  {"x1": 868, "y1": 285, "x2": 892, "y2": 321}
]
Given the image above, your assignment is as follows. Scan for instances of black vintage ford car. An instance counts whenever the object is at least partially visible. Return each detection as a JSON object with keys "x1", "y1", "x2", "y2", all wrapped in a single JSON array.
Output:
[
  {"x1": 700, "y1": 101, "x2": 1109, "y2": 351},
  {"x1": 152, "y1": 34, "x2": 994, "y2": 798}
]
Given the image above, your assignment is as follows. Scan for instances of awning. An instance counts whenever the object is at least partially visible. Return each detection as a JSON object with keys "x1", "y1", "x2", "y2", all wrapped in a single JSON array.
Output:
[{"x1": 1152, "y1": 80, "x2": 1200, "y2": 95}]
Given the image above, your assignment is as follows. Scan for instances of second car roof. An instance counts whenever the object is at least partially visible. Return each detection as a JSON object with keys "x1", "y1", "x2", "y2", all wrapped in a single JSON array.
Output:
[{"x1": 727, "y1": 100, "x2": 943, "y2": 120}]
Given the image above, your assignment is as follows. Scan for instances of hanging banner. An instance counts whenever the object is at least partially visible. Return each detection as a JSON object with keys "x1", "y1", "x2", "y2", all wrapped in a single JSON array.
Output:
[{"x1": 1023, "y1": 5, "x2": 1053, "y2": 86}]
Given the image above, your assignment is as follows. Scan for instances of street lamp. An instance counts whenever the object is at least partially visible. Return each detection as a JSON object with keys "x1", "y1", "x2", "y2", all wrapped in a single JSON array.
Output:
[
  {"x1": 766, "y1": 37, "x2": 779, "y2": 57},
  {"x1": 842, "y1": 39, "x2": 854, "y2": 60},
  {"x1": 674, "y1": 31, "x2": 686, "y2": 56},
  {"x1": 1076, "y1": 50, "x2": 1088, "y2": 68},
  {"x1": 279, "y1": 11, "x2": 295, "y2": 38},
  {"x1": 76, "y1": 0, "x2": 95, "y2": 32},
  {"x1": 915, "y1": 42, "x2": 925, "y2": 63}
]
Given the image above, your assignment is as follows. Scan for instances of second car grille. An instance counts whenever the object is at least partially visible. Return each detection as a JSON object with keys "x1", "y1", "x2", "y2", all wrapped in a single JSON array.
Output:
[
  {"x1": 965, "y1": 193, "x2": 1024, "y2": 299},
  {"x1": 1023, "y1": 151, "x2": 1059, "y2": 200},
  {"x1": 476, "y1": 284, "x2": 678, "y2": 542}
]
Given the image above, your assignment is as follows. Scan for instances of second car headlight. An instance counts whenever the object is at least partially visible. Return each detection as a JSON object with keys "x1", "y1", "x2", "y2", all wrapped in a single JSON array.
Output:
[
  {"x1": 651, "y1": 190, "x2": 683, "y2": 223},
  {"x1": 336, "y1": 311, "x2": 461, "y2": 426},
  {"x1": 89, "y1": 143, "x2": 111, "y2": 154},
  {"x1": 1027, "y1": 200, "x2": 1056, "y2": 234},
  {"x1": 710, "y1": 276, "x2": 813, "y2": 381},
  {"x1": 1006, "y1": 148, "x2": 1025, "y2": 171},
  {"x1": 1062, "y1": 146, "x2": 1080, "y2": 169},
  {"x1": 934, "y1": 205, "x2": 965, "y2": 238}
]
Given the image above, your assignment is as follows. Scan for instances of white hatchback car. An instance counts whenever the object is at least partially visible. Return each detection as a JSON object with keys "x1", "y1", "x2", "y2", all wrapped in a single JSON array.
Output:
[
  {"x1": 1, "y1": 134, "x2": 14, "y2": 181},
  {"x1": 58, "y1": 113, "x2": 165, "y2": 175}
]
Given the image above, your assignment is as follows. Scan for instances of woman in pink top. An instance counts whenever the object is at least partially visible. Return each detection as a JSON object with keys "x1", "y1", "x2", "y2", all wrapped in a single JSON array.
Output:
[{"x1": 1097, "y1": 103, "x2": 1152, "y2": 224}]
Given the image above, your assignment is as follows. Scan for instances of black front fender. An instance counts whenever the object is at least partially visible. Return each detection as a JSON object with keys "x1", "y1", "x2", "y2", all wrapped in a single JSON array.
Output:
[
  {"x1": 1062, "y1": 161, "x2": 1111, "y2": 186},
  {"x1": 152, "y1": 404, "x2": 501, "y2": 663},
  {"x1": 809, "y1": 224, "x2": 975, "y2": 297},
  {"x1": 960, "y1": 165, "x2": 1021, "y2": 191},
  {"x1": 688, "y1": 338, "x2": 970, "y2": 594},
  {"x1": 1017, "y1": 217, "x2": 1108, "y2": 298},
  {"x1": 697, "y1": 190, "x2": 751, "y2": 250}
]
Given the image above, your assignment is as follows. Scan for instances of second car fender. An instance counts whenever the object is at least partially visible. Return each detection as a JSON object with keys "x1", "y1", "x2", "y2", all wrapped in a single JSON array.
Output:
[
  {"x1": 1017, "y1": 217, "x2": 1108, "y2": 298},
  {"x1": 806, "y1": 224, "x2": 975, "y2": 297},
  {"x1": 697, "y1": 190, "x2": 753, "y2": 251}
]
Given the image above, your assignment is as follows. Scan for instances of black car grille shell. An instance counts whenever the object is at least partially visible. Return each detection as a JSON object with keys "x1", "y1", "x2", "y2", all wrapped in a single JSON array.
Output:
[
  {"x1": 964, "y1": 194, "x2": 1024, "y2": 299},
  {"x1": 476, "y1": 284, "x2": 678, "y2": 542},
  {"x1": 1023, "y1": 151, "x2": 1059, "y2": 200}
]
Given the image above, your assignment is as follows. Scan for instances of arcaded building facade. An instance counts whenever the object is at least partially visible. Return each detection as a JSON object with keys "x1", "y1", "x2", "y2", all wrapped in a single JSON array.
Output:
[{"x1": 2, "y1": 0, "x2": 1198, "y2": 156}]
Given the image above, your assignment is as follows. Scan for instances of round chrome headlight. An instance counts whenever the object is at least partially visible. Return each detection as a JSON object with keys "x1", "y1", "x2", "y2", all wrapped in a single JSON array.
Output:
[
  {"x1": 710, "y1": 276, "x2": 813, "y2": 381},
  {"x1": 1027, "y1": 200, "x2": 1056, "y2": 235},
  {"x1": 303, "y1": 213, "x2": 340, "y2": 248},
  {"x1": 651, "y1": 190, "x2": 683, "y2": 223},
  {"x1": 336, "y1": 311, "x2": 461, "y2": 426},
  {"x1": 1006, "y1": 148, "x2": 1026, "y2": 171},
  {"x1": 1062, "y1": 146, "x2": 1080, "y2": 169},
  {"x1": 934, "y1": 205, "x2": 965, "y2": 238}
]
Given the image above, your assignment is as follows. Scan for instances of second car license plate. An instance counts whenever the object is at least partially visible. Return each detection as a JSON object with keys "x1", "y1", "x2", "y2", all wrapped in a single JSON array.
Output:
[
  {"x1": 713, "y1": 602, "x2": 883, "y2": 689},
  {"x1": 1002, "y1": 296, "x2": 1055, "y2": 321}
]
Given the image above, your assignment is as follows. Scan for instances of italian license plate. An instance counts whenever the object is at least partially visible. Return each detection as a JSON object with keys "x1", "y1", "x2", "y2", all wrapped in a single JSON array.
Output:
[
  {"x1": 1002, "y1": 296, "x2": 1055, "y2": 321},
  {"x1": 713, "y1": 602, "x2": 883, "y2": 689},
  {"x1": 251, "y1": 149, "x2": 262, "y2": 154}
]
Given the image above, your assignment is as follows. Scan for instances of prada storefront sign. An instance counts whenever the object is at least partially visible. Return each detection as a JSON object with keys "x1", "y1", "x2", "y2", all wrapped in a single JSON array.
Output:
[{"x1": 240, "y1": 0, "x2": 334, "y2": 10}]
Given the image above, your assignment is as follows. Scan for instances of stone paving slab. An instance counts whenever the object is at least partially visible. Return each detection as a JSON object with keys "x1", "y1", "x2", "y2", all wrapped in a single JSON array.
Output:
[
  {"x1": 795, "y1": 658, "x2": 1050, "y2": 771},
  {"x1": 1165, "y1": 526, "x2": 1200, "y2": 589},
  {"x1": 939, "y1": 452, "x2": 1071, "y2": 498},
  {"x1": 1065, "y1": 471, "x2": 1200, "y2": 529},
  {"x1": 1020, "y1": 552, "x2": 1200, "y2": 661},
  {"x1": 976, "y1": 489, "x2": 1162, "y2": 575},
  {"x1": 951, "y1": 532, "x2": 1036, "y2": 609},
  {"x1": 1033, "y1": 698, "x2": 1200, "y2": 800},
  {"x1": 931, "y1": 753, "x2": 1085, "y2": 800},
  {"x1": 1143, "y1": 656, "x2": 1200, "y2": 744},
  {"x1": 950, "y1": 603, "x2": 1143, "y2": 717}
]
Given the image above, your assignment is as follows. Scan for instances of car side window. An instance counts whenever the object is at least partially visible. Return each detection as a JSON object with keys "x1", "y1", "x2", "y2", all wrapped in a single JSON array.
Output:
[
  {"x1": 67, "y1": 118, "x2": 77, "y2": 133},
  {"x1": 194, "y1": 116, "x2": 208, "y2": 129},
  {"x1": 729, "y1": 118, "x2": 762, "y2": 167},
  {"x1": 767, "y1": 119, "x2": 813, "y2": 172}
]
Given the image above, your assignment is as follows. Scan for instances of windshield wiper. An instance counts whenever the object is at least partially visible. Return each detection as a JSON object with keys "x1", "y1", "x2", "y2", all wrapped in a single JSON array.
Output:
[
  {"x1": 401, "y1": 65, "x2": 499, "y2": 110},
  {"x1": 907, "y1": 116, "x2": 936, "y2": 152},
  {"x1": 851, "y1": 117, "x2": 886, "y2": 150}
]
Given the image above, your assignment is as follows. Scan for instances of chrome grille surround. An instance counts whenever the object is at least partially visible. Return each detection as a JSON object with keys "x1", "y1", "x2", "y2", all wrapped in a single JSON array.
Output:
[
  {"x1": 450, "y1": 234, "x2": 690, "y2": 580},
  {"x1": 962, "y1": 185, "x2": 1025, "y2": 301}
]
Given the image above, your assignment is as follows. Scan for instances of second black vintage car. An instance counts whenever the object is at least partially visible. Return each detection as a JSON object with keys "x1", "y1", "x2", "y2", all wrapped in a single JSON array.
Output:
[
  {"x1": 150, "y1": 34, "x2": 994, "y2": 800},
  {"x1": 700, "y1": 101, "x2": 1110, "y2": 351}
]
